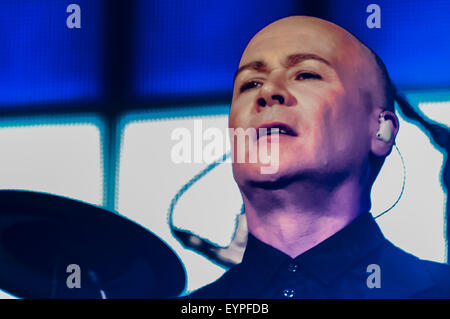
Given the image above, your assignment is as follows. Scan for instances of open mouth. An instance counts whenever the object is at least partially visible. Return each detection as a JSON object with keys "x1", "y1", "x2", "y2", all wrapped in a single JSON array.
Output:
[{"x1": 256, "y1": 122, "x2": 298, "y2": 140}]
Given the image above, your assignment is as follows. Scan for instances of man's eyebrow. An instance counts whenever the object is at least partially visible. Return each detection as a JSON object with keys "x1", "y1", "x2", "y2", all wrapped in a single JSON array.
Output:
[
  {"x1": 284, "y1": 53, "x2": 331, "y2": 68},
  {"x1": 233, "y1": 53, "x2": 331, "y2": 82},
  {"x1": 234, "y1": 61, "x2": 267, "y2": 82}
]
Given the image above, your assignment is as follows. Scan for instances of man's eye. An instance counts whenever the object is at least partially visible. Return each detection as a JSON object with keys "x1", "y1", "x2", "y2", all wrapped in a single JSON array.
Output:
[
  {"x1": 239, "y1": 81, "x2": 262, "y2": 93},
  {"x1": 295, "y1": 72, "x2": 322, "y2": 80}
]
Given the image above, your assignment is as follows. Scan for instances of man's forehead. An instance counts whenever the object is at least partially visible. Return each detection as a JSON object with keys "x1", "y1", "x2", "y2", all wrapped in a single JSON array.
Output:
[{"x1": 238, "y1": 16, "x2": 366, "y2": 68}]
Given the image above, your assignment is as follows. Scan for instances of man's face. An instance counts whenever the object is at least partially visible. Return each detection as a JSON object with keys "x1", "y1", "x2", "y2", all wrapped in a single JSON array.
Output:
[{"x1": 229, "y1": 17, "x2": 380, "y2": 186}]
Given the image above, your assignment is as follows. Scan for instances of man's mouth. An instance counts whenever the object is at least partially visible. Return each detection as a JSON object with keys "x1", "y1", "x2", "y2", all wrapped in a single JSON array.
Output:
[{"x1": 256, "y1": 122, "x2": 298, "y2": 140}]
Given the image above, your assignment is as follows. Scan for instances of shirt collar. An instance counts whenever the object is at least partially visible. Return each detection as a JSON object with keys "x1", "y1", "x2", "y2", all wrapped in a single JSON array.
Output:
[{"x1": 240, "y1": 212, "x2": 386, "y2": 286}]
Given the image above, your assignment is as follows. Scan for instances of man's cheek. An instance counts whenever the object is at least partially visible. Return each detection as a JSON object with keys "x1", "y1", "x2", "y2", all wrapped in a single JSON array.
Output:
[{"x1": 228, "y1": 110, "x2": 238, "y2": 128}]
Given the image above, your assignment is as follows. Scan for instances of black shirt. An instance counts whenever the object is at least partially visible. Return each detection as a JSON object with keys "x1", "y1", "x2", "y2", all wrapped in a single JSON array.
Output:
[{"x1": 188, "y1": 212, "x2": 450, "y2": 298}]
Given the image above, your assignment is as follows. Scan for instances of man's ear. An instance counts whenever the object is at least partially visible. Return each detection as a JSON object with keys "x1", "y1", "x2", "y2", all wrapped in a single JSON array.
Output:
[{"x1": 371, "y1": 110, "x2": 399, "y2": 157}]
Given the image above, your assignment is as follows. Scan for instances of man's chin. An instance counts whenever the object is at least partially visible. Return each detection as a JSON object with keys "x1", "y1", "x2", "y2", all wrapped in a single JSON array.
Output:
[
  {"x1": 233, "y1": 162, "x2": 292, "y2": 186},
  {"x1": 232, "y1": 160, "x2": 335, "y2": 190}
]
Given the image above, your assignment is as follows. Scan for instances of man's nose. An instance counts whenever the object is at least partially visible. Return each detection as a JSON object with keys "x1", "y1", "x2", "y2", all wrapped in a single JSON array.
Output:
[
  {"x1": 257, "y1": 94, "x2": 285, "y2": 107},
  {"x1": 256, "y1": 73, "x2": 296, "y2": 110}
]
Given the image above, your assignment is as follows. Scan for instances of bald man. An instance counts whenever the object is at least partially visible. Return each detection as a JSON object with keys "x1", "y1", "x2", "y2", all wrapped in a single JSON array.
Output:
[{"x1": 188, "y1": 16, "x2": 450, "y2": 298}]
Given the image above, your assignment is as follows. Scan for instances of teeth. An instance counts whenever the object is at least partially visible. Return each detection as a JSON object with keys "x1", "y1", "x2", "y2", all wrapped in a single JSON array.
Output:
[{"x1": 258, "y1": 127, "x2": 290, "y2": 138}]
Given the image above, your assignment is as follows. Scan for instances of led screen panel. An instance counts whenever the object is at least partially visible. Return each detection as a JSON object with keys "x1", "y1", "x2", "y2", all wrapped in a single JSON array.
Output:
[{"x1": 0, "y1": 0, "x2": 104, "y2": 106}]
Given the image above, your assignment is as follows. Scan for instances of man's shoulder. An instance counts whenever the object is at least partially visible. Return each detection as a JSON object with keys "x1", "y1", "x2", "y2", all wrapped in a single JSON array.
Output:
[
  {"x1": 376, "y1": 240, "x2": 450, "y2": 298},
  {"x1": 380, "y1": 240, "x2": 450, "y2": 276},
  {"x1": 410, "y1": 258, "x2": 450, "y2": 297}
]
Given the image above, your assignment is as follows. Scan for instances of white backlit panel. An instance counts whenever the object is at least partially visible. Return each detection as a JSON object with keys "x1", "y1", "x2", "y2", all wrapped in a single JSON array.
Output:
[
  {"x1": 0, "y1": 116, "x2": 103, "y2": 205},
  {"x1": 117, "y1": 107, "x2": 242, "y2": 294}
]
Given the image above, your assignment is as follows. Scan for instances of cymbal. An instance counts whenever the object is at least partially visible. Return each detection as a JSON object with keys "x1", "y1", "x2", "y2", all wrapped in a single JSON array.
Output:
[{"x1": 0, "y1": 190, "x2": 186, "y2": 298}]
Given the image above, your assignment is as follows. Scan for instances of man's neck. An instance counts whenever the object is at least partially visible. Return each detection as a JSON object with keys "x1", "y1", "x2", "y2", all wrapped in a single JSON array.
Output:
[{"x1": 241, "y1": 177, "x2": 370, "y2": 258}]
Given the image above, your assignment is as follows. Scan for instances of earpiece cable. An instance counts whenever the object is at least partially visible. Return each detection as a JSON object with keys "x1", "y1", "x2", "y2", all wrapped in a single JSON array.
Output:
[{"x1": 372, "y1": 143, "x2": 406, "y2": 219}]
